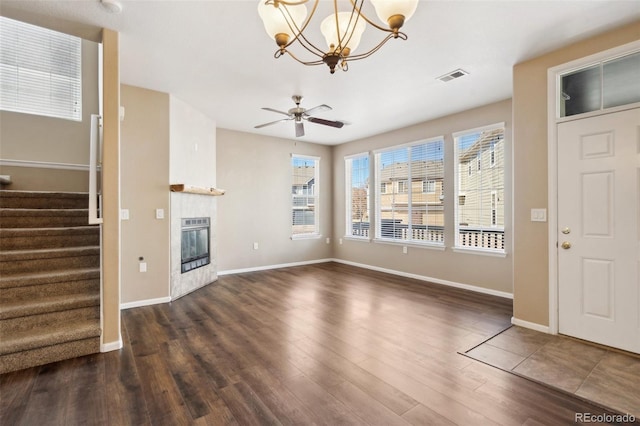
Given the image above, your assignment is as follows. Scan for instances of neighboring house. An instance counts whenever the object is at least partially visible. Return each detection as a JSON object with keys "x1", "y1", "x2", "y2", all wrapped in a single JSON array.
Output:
[
  {"x1": 378, "y1": 160, "x2": 445, "y2": 227},
  {"x1": 457, "y1": 128, "x2": 505, "y2": 229}
]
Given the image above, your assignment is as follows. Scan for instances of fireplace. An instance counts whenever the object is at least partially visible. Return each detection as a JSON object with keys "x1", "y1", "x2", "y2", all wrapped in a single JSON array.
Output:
[{"x1": 181, "y1": 217, "x2": 210, "y2": 273}]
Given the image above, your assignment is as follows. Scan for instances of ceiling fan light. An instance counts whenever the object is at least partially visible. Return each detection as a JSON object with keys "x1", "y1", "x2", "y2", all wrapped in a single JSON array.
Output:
[
  {"x1": 370, "y1": 0, "x2": 418, "y2": 30},
  {"x1": 257, "y1": 1, "x2": 307, "y2": 44},
  {"x1": 320, "y1": 12, "x2": 366, "y2": 55}
]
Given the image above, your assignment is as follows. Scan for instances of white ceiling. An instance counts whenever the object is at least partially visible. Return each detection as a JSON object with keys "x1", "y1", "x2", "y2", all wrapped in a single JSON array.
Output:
[{"x1": 2, "y1": 1, "x2": 639, "y2": 145}]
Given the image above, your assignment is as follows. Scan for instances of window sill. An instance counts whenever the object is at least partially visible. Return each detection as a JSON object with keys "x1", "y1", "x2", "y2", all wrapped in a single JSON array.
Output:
[
  {"x1": 343, "y1": 236, "x2": 370, "y2": 243},
  {"x1": 373, "y1": 238, "x2": 445, "y2": 251},
  {"x1": 452, "y1": 247, "x2": 507, "y2": 257},
  {"x1": 291, "y1": 233, "x2": 322, "y2": 241}
]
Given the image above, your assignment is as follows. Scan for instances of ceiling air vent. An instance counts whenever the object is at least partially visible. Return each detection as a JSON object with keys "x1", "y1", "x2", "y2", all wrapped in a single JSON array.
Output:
[{"x1": 437, "y1": 69, "x2": 469, "y2": 82}]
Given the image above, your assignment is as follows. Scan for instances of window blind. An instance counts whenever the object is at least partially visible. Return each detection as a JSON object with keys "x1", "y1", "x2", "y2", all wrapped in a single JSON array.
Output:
[
  {"x1": 0, "y1": 17, "x2": 82, "y2": 121},
  {"x1": 375, "y1": 138, "x2": 444, "y2": 244}
]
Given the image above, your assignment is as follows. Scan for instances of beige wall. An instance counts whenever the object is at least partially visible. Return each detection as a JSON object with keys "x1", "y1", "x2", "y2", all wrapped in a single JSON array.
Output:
[
  {"x1": 120, "y1": 85, "x2": 171, "y2": 304},
  {"x1": 0, "y1": 167, "x2": 89, "y2": 192},
  {"x1": 170, "y1": 96, "x2": 217, "y2": 187},
  {"x1": 512, "y1": 20, "x2": 640, "y2": 327},
  {"x1": 332, "y1": 99, "x2": 513, "y2": 295},
  {"x1": 216, "y1": 129, "x2": 333, "y2": 272}
]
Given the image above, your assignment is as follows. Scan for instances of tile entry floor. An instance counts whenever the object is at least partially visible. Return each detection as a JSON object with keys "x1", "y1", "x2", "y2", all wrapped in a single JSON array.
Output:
[{"x1": 463, "y1": 326, "x2": 640, "y2": 418}]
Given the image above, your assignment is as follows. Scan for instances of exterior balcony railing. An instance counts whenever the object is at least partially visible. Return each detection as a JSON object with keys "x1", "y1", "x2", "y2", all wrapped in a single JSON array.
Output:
[{"x1": 351, "y1": 221, "x2": 504, "y2": 250}]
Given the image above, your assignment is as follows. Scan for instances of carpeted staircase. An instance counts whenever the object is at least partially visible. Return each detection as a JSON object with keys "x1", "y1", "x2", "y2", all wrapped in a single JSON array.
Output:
[{"x1": 0, "y1": 190, "x2": 101, "y2": 374}]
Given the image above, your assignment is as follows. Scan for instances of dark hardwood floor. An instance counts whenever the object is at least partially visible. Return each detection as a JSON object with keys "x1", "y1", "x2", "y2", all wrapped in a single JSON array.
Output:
[{"x1": 1, "y1": 262, "x2": 625, "y2": 425}]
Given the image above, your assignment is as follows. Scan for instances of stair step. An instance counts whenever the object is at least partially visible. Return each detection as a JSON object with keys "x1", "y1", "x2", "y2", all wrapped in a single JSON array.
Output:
[
  {"x1": 0, "y1": 226, "x2": 99, "y2": 250},
  {"x1": 1, "y1": 277, "x2": 100, "y2": 304},
  {"x1": 0, "y1": 246, "x2": 100, "y2": 275},
  {"x1": 0, "y1": 190, "x2": 102, "y2": 373},
  {"x1": 1, "y1": 319, "x2": 101, "y2": 356},
  {"x1": 0, "y1": 208, "x2": 90, "y2": 228},
  {"x1": 0, "y1": 337, "x2": 101, "y2": 374},
  {"x1": 0, "y1": 190, "x2": 89, "y2": 209},
  {"x1": 0, "y1": 293, "x2": 100, "y2": 320},
  {"x1": 0, "y1": 267, "x2": 99, "y2": 289},
  {"x1": 0, "y1": 305, "x2": 99, "y2": 335}
]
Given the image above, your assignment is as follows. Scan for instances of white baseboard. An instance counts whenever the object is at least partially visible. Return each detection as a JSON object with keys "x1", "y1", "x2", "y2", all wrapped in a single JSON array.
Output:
[
  {"x1": 218, "y1": 258, "x2": 334, "y2": 276},
  {"x1": 331, "y1": 258, "x2": 513, "y2": 299},
  {"x1": 120, "y1": 296, "x2": 171, "y2": 310},
  {"x1": 0, "y1": 158, "x2": 92, "y2": 171},
  {"x1": 220, "y1": 257, "x2": 513, "y2": 300},
  {"x1": 511, "y1": 316, "x2": 551, "y2": 333},
  {"x1": 100, "y1": 338, "x2": 123, "y2": 352}
]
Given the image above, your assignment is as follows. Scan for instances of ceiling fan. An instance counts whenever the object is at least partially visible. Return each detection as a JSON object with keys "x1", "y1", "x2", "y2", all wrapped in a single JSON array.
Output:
[{"x1": 255, "y1": 95, "x2": 344, "y2": 137}]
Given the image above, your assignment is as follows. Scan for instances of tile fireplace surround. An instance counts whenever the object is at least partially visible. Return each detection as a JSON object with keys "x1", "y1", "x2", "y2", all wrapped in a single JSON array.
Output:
[{"x1": 170, "y1": 191, "x2": 218, "y2": 299}]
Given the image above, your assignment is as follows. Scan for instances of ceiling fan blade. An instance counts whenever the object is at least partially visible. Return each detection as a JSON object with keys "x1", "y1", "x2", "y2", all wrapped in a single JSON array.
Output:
[
  {"x1": 262, "y1": 107, "x2": 291, "y2": 116},
  {"x1": 254, "y1": 118, "x2": 290, "y2": 129},
  {"x1": 307, "y1": 116, "x2": 344, "y2": 128},
  {"x1": 304, "y1": 104, "x2": 332, "y2": 116},
  {"x1": 295, "y1": 121, "x2": 304, "y2": 137}
]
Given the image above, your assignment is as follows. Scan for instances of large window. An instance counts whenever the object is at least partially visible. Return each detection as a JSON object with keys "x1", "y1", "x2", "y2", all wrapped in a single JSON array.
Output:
[
  {"x1": 291, "y1": 155, "x2": 320, "y2": 238},
  {"x1": 345, "y1": 153, "x2": 370, "y2": 239},
  {"x1": 375, "y1": 138, "x2": 444, "y2": 245},
  {"x1": 454, "y1": 124, "x2": 505, "y2": 252},
  {"x1": 0, "y1": 17, "x2": 82, "y2": 121}
]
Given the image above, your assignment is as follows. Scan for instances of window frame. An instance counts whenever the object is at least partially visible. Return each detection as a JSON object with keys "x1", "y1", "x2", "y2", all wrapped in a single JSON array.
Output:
[
  {"x1": 423, "y1": 179, "x2": 436, "y2": 194},
  {"x1": 291, "y1": 154, "x2": 320, "y2": 239},
  {"x1": 453, "y1": 122, "x2": 506, "y2": 255},
  {"x1": 374, "y1": 137, "x2": 445, "y2": 248},
  {"x1": 345, "y1": 152, "x2": 371, "y2": 241},
  {"x1": 0, "y1": 16, "x2": 82, "y2": 121}
]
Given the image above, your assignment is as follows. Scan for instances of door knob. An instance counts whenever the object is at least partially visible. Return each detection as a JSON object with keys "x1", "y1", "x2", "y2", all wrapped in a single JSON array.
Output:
[{"x1": 561, "y1": 241, "x2": 571, "y2": 249}]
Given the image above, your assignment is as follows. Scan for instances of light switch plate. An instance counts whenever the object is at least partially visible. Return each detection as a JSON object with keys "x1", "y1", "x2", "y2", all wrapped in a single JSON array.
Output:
[
  {"x1": 120, "y1": 209, "x2": 130, "y2": 220},
  {"x1": 531, "y1": 208, "x2": 547, "y2": 222},
  {"x1": 155, "y1": 208, "x2": 164, "y2": 219}
]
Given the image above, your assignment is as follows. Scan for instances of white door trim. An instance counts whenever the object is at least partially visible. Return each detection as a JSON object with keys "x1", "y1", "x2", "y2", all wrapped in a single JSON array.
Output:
[{"x1": 546, "y1": 40, "x2": 640, "y2": 335}]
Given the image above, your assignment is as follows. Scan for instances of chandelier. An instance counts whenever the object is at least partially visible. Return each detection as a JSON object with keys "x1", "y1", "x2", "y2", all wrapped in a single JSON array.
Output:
[{"x1": 258, "y1": 0, "x2": 419, "y2": 74}]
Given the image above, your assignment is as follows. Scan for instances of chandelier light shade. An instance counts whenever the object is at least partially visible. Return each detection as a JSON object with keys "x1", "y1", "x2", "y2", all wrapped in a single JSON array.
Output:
[
  {"x1": 257, "y1": 1, "x2": 307, "y2": 47},
  {"x1": 257, "y1": 0, "x2": 419, "y2": 74},
  {"x1": 320, "y1": 12, "x2": 366, "y2": 55}
]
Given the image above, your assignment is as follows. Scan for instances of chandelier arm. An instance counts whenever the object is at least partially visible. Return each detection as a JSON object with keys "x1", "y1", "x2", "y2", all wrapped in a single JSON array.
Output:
[
  {"x1": 282, "y1": 48, "x2": 325, "y2": 66},
  {"x1": 341, "y1": 33, "x2": 396, "y2": 62},
  {"x1": 269, "y1": 0, "x2": 309, "y2": 6},
  {"x1": 278, "y1": 0, "x2": 327, "y2": 58}
]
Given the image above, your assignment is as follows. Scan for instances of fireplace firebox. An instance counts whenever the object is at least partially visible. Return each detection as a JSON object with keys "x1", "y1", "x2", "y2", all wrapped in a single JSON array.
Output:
[{"x1": 181, "y1": 217, "x2": 210, "y2": 273}]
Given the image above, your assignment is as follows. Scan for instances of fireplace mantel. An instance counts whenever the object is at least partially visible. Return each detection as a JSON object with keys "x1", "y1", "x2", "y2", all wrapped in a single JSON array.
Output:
[{"x1": 170, "y1": 184, "x2": 225, "y2": 196}]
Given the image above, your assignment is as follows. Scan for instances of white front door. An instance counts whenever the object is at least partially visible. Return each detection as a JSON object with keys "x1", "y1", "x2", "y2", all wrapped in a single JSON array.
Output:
[{"x1": 557, "y1": 107, "x2": 640, "y2": 354}]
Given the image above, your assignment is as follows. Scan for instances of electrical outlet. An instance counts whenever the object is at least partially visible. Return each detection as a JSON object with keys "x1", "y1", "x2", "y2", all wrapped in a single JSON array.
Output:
[
  {"x1": 339, "y1": 238, "x2": 343, "y2": 245},
  {"x1": 326, "y1": 237, "x2": 330, "y2": 244},
  {"x1": 402, "y1": 246, "x2": 408, "y2": 254}
]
